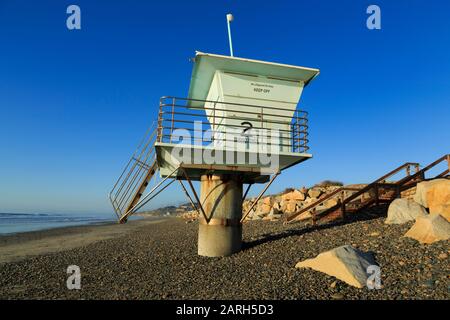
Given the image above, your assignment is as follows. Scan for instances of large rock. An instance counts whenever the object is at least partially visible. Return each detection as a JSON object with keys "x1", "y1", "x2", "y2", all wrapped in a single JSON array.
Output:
[
  {"x1": 295, "y1": 245, "x2": 378, "y2": 288},
  {"x1": 308, "y1": 188, "x2": 322, "y2": 199},
  {"x1": 259, "y1": 203, "x2": 272, "y2": 215},
  {"x1": 385, "y1": 198, "x2": 428, "y2": 224},
  {"x1": 433, "y1": 205, "x2": 450, "y2": 222},
  {"x1": 426, "y1": 180, "x2": 450, "y2": 220},
  {"x1": 262, "y1": 196, "x2": 273, "y2": 206},
  {"x1": 272, "y1": 201, "x2": 282, "y2": 211},
  {"x1": 404, "y1": 214, "x2": 450, "y2": 244},
  {"x1": 285, "y1": 202, "x2": 298, "y2": 214},
  {"x1": 414, "y1": 179, "x2": 449, "y2": 208},
  {"x1": 254, "y1": 197, "x2": 273, "y2": 216},
  {"x1": 281, "y1": 190, "x2": 305, "y2": 202},
  {"x1": 280, "y1": 190, "x2": 304, "y2": 214},
  {"x1": 324, "y1": 198, "x2": 339, "y2": 209}
]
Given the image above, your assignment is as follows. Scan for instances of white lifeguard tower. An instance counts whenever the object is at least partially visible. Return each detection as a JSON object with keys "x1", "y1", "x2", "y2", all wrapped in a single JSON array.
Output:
[{"x1": 110, "y1": 50, "x2": 319, "y2": 257}]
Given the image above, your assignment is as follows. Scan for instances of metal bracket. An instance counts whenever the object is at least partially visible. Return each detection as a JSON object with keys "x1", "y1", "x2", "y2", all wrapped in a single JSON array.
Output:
[
  {"x1": 242, "y1": 183, "x2": 253, "y2": 201},
  {"x1": 178, "y1": 180, "x2": 201, "y2": 217},
  {"x1": 180, "y1": 166, "x2": 209, "y2": 223},
  {"x1": 199, "y1": 217, "x2": 241, "y2": 227},
  {"x1": 240, "y1": 171, "x2": 280, "y2": 223}
]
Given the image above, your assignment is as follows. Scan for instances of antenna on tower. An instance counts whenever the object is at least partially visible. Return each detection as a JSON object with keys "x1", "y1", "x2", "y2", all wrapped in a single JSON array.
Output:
[{"x1": 226, "y1": 13, "x2": 234, "y2": 56}]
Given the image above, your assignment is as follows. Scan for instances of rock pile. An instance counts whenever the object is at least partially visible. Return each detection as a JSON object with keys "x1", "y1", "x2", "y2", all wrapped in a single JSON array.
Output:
[
  {"x1": 244, "y1": 185, "x2": 343, "y2": 221},
  {"x1": 176, "y1": 185, "x2": 344, "y2": 222},
  {"x1": 179, "y1": 210, "x2": 199, "y2": 223}
]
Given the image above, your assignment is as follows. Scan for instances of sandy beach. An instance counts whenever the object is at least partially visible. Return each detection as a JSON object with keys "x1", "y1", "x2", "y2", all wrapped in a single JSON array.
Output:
[{"x1": 0, "y1": 213, "x2": 448, "y2": 300}]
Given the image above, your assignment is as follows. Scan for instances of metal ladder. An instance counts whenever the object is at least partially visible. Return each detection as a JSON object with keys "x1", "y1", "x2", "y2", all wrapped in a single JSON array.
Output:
[{"x1": 109, "y1": 123, "x2": 159, "y2": 223}]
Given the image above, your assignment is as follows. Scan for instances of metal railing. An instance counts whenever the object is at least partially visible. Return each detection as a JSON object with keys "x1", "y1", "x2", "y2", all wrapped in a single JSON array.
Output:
[
  {"x1": 286, "y1": 154, "x2": 450, "y2": 224},
  {"x1": 285, "y1": 162, "x2": 422, "y2": 223},
  {"x1": 157, "y1": 96, "x2": 309, "y2": 153},
  {"x1": 109, "y1": 96, "x2": 311, "y2": 221},
  {"x1": 109, "y1": 122, "x2": 158, "y2": 220}
]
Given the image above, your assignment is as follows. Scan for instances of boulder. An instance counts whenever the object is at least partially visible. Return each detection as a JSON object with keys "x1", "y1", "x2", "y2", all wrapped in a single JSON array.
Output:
[
  {"x1": 293, "y1": 190, "x2": 306, "y2": 201},
  {"x1": 385, "y1": 198, "x2": 428, "y2": 224},
  {"x1": 414, "y1": 179, "x2": 449, "y2": 208},
  {"x1": 404, "y1": 214, "x2": 450, "y2": 244},
  {"x1": 266, "y1": 208, "x2": 283, "y2": 221},
  {"x1": 285, "y1": 202, "x2": 298, "y2": 213},
  {"x1": 426, "y1": 180, "x2": 450, "y2": 219},
  {"x1": 324, "y1": 198, "x2": 339, "y2": 209},
  {"x1": 308, "y1": 188, "x2": 322, "y2": 199},
  {"x1": 279, "y1": 200, "x2": 287, "y2": 212},
  {"x1": 281, "y1": 190, "x2": 305, "y2": 202},
  {"x1": 432, "y1": 205, "x2": 450, "y2": 222},
  {"x1": 272, "y1": 201, "x2": 282, "y2": 211},
  {"x1": 262, "y1": 196, "x2": 273, "y2": 206},
  {"x1": 344, "y1": 184, "x2": 377, "y2": 201},
  {"x1": 269, "y1": 206, "x2": 281, "y2": 216},
  {"x1": 259, "y1": 204, "x2": 272, "y2": 215},
  {"x1": 295, "y1": 245, "x2": 378, "y2": 288}
]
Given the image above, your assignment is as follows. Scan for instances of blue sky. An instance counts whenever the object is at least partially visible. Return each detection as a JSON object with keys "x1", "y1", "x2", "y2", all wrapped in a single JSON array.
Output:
[{"x1": 0, "y1": 0, "x2": 449, "y2": 215}]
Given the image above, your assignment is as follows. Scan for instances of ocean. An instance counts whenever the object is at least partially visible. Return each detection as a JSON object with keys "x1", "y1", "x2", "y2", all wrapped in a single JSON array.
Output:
[{"x1": 0, "y1": 212, "x2": 139, "y2": 235}]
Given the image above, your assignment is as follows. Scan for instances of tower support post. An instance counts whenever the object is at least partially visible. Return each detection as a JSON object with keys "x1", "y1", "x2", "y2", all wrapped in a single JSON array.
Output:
[{"x1": 198, "y1": 174, "x2": 243, "y2": 257}]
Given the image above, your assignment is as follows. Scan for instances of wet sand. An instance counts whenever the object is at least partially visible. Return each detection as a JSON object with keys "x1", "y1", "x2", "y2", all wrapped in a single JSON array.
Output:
[{"x1": 0, "y1": 217, "x2": 167, "y2": 264}]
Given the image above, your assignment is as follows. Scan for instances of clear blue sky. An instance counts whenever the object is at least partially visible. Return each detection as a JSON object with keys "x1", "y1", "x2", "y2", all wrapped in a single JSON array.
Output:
[{"x1": 0, "y1": 0, "x2": 449, "y2": 215}]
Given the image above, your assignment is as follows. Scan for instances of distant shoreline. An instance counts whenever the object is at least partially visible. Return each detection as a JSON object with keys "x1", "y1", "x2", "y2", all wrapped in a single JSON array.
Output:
[
  {"x1": 0, "y1": 219, "x2": 114, "y2": 240},
  {"x1": 0, "y1": 212, "x2": 147, "y2": 237},
  {"x1": 0, "y1": 216, "x2": 169, "y2": 264}
]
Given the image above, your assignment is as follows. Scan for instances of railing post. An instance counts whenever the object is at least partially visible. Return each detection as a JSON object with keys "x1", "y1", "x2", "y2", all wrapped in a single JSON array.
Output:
[
  {"x1": 169, "y1": 97, "x2": 175, "y2": 143},
  {"x1": 304, "y1": 112, "x2": 308, "y2": 153},
  {"x1": 340, "y1": 201, "x2": 346, "y2": 220},
  {"x1": 213, "y1": 101, "x2": 216, "y2": 142},
  {"x1": 311, "y1": 208, "x2": 317, "y2": 226},
  {"x1": 157, "y1": 98, "x2": 163, "y2": 142},
  {"x1": 447, "y1": 154, "x2": 450, "y2": 172},
  {"x1": 375, "y1": 184, "x2": 379, "y2": 206},
  {"x1": 295, "y1": 110, "x2": 302, "y2": 152},
  {"x1": 260, "y1": 106, "x2": 263, "y2": 148},
  {"x1": 291, "y1": 123, "x2": 295, "y2": 152}
]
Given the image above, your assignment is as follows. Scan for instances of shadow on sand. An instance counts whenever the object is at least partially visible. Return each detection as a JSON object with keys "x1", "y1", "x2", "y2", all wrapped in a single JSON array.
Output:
[{"x1": 242, "y1": 204, "x2": 389, "y2": 251}]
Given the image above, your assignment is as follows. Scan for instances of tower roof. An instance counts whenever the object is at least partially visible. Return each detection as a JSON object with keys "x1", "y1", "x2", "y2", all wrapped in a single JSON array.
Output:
[{"x1": 187, "y1": 52, "x2": 320, "y2": 107}]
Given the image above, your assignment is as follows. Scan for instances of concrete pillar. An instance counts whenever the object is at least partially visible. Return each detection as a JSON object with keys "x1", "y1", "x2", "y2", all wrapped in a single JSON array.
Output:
[{"x1": 198, "y1": 174, "x2": 243, "y2": 257}]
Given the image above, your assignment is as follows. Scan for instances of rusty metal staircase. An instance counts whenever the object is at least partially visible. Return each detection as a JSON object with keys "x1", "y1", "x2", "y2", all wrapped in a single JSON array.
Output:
[
  {"x1": 109, "y1": 123, "x2": 159, "y2": 223},
  {"x1": 285, "y1": 154, "x2": 450, "y2": 225}
]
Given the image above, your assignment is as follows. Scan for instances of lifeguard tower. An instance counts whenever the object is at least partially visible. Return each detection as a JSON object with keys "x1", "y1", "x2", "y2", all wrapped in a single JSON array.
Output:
[{"x1": 109, "y1": 51, "x2": 319, "y2": 257}]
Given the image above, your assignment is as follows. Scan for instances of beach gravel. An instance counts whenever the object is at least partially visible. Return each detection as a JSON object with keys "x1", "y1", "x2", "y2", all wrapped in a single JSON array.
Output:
[{"x1": 0, "y1": 213, "x2": 448, "y2": 299}]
